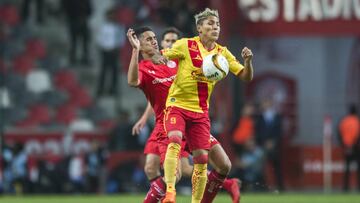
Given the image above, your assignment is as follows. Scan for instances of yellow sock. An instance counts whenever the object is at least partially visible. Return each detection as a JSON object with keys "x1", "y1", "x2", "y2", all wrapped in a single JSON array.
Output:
[
  {"x1": 164, "y1": 142, "x2": 181, "y2": 193},
  {"x1": 191, "y1": 163, "x2": 208, "y2": 203}
]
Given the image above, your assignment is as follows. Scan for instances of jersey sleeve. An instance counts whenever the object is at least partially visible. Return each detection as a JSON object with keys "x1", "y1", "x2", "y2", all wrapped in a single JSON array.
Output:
[
  {"x1": 223, "y1": 47, "x2": 244, "y2": 76},
  {"x1": 162, "y1": 38, "x2": 186, "y2": 60}
]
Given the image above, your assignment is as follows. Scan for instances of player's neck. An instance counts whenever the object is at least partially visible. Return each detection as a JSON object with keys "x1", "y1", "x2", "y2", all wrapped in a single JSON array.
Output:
[
  {"x1": 200, "y1": 37, "x2": 216, "y2": 51},
  {"x1": 142, "y1": 53, "x2": 152, "y2": 60}
]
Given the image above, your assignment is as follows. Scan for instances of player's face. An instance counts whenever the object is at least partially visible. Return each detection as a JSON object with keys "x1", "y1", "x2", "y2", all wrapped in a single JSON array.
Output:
[
  {"x1": 139, "y1": 31, "x2": 159, "y2": 54},
  {"x1": 197, "y1": 16, "x2": 220, "y2": 41},
  {"x1": 161, "y1": 33, "x2": 178, "y2": 49}
]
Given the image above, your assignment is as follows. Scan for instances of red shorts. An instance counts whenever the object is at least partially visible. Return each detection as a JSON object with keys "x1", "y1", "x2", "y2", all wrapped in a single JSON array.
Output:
[
  {"x1": 210, "y1": 134, "x2": 220, "y2": 147},
  {"x1": 184, "y1": 134, "x2": 220, "y2": 154},
  {"x1": 164, "y1": 106, "x2": 211, "y2": 152},
  {"x1": 143, "y1": 127, "x2": 160, "y2": 155}
]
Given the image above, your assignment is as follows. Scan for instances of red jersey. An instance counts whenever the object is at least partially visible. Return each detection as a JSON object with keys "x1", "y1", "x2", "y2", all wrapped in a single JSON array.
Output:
[{"x1": 138, "y1": 59, "x2": 178, "y2": 124}]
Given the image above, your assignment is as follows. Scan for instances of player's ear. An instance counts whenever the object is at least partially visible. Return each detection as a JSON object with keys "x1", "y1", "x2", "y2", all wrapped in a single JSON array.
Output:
[{"x1": 197, "y1": 25, "x2": 202, "y2": 34}]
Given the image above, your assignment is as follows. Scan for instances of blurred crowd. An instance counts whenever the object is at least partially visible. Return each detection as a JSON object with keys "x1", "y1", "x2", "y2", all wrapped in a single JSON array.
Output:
[
  {"x1": 1, "y1": 0, "x2": 360, "y2": 195},
  {"x1": 231, "y1": 99, "x2": 285, "y2": 192},
  {"x1": 231, "y1": 100, "x2": 360, "y2": 192}
]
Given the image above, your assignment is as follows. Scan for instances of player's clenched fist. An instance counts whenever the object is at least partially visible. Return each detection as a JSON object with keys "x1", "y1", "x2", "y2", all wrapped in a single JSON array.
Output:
[{"x1": 241, "y1": 47, "x2": 253, "y2": 61}]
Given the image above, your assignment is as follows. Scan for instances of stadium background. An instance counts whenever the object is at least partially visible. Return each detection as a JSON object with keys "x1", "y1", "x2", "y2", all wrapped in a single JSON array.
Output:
[{"x1": 0, "y1": 0, "x2": 360, "y2": 201}]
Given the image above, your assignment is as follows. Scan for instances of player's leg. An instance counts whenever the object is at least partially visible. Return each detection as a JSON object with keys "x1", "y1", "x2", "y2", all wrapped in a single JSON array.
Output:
[
  {"x1": 143, "y1": 136, "x2": 164, "y2": 203},
  {"x1": 180, "y1": 141, "x2": 193, "y2": 177},
  {"x1": 181, "y1": 157, "x2": 193, "y2": 178},
  {"x1": 192, "y1": 149, "x2": 209, "y2": 203},
  {"x1": 201, "y1": 142, "x2": 240, "y2": 203},
  {"x1": 143, "y1": 133, "x2": 162, "y2": 181},
  {"x1": 143, "y1": 154, "x2": 164, "y2": 203},
  {"x1": 144, "y1": 154, "x2": 161, "y2": 180},
  {"x1": 187, "y1": 114, "x2": 211, "y2": 203},
  {"x1": 144, "y1": 154, "x2": 183, "y2": 203},
  {"x1": 163, "y1": 107, "x2": 186, "y2": 203}
]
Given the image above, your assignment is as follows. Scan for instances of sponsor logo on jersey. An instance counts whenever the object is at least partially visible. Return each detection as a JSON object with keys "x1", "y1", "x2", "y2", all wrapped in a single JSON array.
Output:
[{"x1": 152, "y1": 75, "x2": 176, "y2": 84}]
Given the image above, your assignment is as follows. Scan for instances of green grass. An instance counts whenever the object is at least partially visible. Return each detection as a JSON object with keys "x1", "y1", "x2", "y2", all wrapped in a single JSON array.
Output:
[{"x1": 1, "y1": 193, "x2": 359, "y2": 203}]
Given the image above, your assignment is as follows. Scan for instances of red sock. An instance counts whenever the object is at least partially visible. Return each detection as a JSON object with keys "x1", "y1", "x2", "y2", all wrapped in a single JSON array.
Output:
[
  {"x1": 143, "y1": 176, "x2": 166, "y2": 203},
  {"x1": 201, "y1": 170, "x2": 226, "y2": 203}
]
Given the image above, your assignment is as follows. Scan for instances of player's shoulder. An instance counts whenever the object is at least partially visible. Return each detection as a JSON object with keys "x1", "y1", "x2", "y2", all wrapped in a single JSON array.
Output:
[
  {"x1": 216, "y1": 43, "x2": 228, "y2": 52},
  {"x1": 174, "y1": 37, "x2": 190, "y2": 45}
]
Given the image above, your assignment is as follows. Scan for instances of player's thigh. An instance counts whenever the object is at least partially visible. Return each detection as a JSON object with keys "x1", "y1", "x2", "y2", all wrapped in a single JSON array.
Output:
[
  {"x1": 185, "y1": 117, "x2": 211, "y2": 152},
  {"x1": 145, "y1": 153, "x2": 161, "y2": 170},
  {"x1": 164, "y1": 107, "x2": 186, "y2": 138}
]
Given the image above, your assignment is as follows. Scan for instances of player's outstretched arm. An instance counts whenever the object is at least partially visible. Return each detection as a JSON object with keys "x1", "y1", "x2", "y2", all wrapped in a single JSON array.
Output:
[
  {"x1": 132, "y1": 102, "x2": 154, "y2": 135},
  {"x1": 127, "y1": 28, "x2": 141, "y2": 87},
  {"x1": 238, "y1": 47, "x2": 254, "y2": 82}
]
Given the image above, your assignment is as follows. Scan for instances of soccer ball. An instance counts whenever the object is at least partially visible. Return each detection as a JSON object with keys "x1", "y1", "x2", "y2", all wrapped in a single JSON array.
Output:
[{"x1": 202, "y1": 53, "x2": 229, "y2": 81}]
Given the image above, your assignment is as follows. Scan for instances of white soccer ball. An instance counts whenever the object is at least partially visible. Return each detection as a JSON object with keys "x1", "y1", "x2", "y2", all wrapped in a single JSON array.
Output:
[{"x1": 202, "y1": 53, "x2": 229, "y2": 81}]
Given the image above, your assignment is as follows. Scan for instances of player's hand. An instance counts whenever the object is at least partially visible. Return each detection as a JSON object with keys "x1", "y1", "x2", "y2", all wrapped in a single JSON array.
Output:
[
  {"x1": 151, "y1": 52, "x2": 168, "y2": 65},
  {"x1": 132, "y1": 118, "x2": 146, "y2": 135},
  {"x1": 241, "y1": 47, "x2": 253, "y2": 62},
  {"x1": 127, "y1": 28, "x2": 140, "y2": 50}
]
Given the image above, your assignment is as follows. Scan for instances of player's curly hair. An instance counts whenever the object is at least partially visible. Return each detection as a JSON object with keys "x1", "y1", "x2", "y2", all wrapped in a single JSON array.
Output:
[{"x1": 194, "y1": 8, "x2": 219, "y2": 25}]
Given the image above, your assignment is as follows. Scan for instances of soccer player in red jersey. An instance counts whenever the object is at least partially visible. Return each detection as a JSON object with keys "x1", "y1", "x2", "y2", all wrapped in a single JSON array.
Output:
[
  {"x1": 154, "y1": 8, "x2": 254, "y2": 203},
  {"x1": 131, "y1": 27, "x2": 241, "y2": 203},
  {"x1": 127, "y1": 27, "x2": 185, "y2": 203}
]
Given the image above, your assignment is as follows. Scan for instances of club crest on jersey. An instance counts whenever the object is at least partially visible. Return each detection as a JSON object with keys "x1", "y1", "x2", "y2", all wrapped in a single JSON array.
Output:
[{"x1": 166, "y1": 60, "x2": 176, "y2": 68}]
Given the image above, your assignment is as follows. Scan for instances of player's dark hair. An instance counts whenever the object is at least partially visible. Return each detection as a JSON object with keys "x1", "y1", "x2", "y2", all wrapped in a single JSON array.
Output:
[
  {"x1": 133, "y1": 26, "x2": 153, "y2": 38},
  {"x1": 161, "y1": 27, "x2": 181, "y2": 40}
]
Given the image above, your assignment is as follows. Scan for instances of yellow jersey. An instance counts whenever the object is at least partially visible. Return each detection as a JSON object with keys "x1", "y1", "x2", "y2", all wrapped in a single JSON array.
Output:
[{"x1": 163, "y1": 36, "x2": 244, "y2": 113}]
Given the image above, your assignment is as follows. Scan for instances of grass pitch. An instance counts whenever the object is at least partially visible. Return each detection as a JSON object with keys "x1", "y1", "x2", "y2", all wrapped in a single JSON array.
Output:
[{"x1": 1, "y1": 193, "x2": 359, "y2": 203}]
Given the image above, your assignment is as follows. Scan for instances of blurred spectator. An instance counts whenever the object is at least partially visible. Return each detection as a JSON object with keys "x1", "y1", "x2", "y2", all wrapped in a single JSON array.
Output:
[
  {"x1": 96, "y1": 8, "x2": 125, "y2": 97},
  {"x1": 68, "y1": 151, "x2": 85, "y2": 193},
  {"x1": 232, "y1": 102, "x2": 255, "y2": 156},
  {"x1": 85, "y1": 141, "x2": 107, "y2": 193},
  {"x1": 338, "y1": 104, "x2": 360, "y2": 192},
  {"x1": 108, "y1": 110, "x2": 140, "y2": 151},
  {"x1": 11, "y1": 143, "x2": 28, "y2": 194},
  {"x1": 62, "y1": 0, "x2": 92, "y2": 65},
  {"x1": 236, "y1": 138, "x2": 265, "y2": 191},
  {"x1": 255, "y1": 99, "x2": 284, "y2": 191},
  {"x1": 172, "y1": 0, "x2": 198, "y2": 36},
  {"x1": 2, "y1": 144, "x2": 14, "y2": 193},
  {"x1": 21, "y1": 0, "x2": 45, "y2": 24}
]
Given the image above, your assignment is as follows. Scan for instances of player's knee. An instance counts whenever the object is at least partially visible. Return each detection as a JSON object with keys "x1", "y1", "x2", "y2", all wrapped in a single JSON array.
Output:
[
  {"x1": 144, "y1": 164, "x2": 159, "y2": 179},
  {"x1": 169, "y1": 135, "x2": 182, "y2": 145},
  {"x1": 221, "y1": 158, "x2": 232, "y2": 174},
  {"x1": 217, "y1": 158, "x2": 232, "y2": 175},
  {"x1": 193, "y1": 154, "x2": 208, "y2": 164}
]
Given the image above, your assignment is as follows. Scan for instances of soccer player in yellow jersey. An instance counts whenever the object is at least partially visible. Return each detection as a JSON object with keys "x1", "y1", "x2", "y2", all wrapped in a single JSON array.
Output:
[{"x1": 156, "y1": 8, "x2": 254, "y2": 203}]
